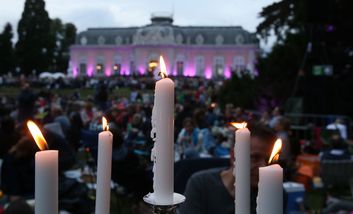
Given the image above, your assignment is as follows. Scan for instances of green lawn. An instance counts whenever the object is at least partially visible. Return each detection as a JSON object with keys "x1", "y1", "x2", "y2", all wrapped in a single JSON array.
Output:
[{"x1": 0, "y1": 87, "x2": 142, "y2": 99}]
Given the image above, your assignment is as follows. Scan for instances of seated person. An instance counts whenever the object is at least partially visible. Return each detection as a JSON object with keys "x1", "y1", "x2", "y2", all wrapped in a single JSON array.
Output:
[
  {"x1": 179, "y1": 123, "x2": 276, "y2": 214},
  {"x1": 326, "y1": 118, "x2": 348, "y2": 140},
  {"x1": 111, "y1": 124, "x2": 152, "y2": 200},
  {"x1": 1, "y1": 122, "x2": 75, "y2": 201},
  {"x1": 320, "y1": 133, "x2": 351, "y2": 161},
  {"x1": 176, "y1": 118, "x2": 201, "y2": 159}
]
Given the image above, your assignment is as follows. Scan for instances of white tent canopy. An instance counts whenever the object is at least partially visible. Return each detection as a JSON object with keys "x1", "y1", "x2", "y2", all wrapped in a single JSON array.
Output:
[
  {"x1": 39, "y1": 72, "x2": 52, "y2": 79},
  {"x1": 52, "y1": 72, "x2": 66, "y2": 79},
  {"x1": 39, "y1": 72, "x2": 66, "y2": 79}
]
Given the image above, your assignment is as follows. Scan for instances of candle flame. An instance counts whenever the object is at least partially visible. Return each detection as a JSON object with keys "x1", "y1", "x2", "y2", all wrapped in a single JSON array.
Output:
[
  {"x1": 268, "y1": 138, "x2": 282, "y2": 164},
  {"x1": 27, "y1": 120, "x2": 48, "y2": 151},
  {"x1": 102, "y1": 116, "x2": 109, "y2": 131},
  {"x1": 230, "y1": 122, "x2": 247, "y2": 129},
  {"x1": 159, "y1": 55, "x2": 168, "y2": 78}
]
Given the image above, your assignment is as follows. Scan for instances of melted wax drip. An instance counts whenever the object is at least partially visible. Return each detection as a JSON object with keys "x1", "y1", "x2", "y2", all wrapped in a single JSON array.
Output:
[{"x1": 150, "y1": 90, "x2": 158, "y2": 192}]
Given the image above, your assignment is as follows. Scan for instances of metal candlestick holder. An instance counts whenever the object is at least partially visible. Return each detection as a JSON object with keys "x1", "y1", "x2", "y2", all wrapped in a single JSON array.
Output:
[{"x1": 143, "y1": 193, "x2": 186, "y2": 214}]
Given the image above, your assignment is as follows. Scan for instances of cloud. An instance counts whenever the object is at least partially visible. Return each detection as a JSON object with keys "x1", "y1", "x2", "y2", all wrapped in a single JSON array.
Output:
[
  {"x1": 65, "y1": 7, "x2": 117, "y2": 30},
  {"x1": 0, "y1": 0, "x2": 277, "y2": 32}
]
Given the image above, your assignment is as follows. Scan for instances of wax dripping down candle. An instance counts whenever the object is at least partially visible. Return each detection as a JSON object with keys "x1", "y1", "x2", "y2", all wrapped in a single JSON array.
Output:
[
  {"x1": 27, "y1": 120, "x2": 58, "y2": 214},
  {"x1": 150, "y1": 55, "x2": 175, "y2": 205}
]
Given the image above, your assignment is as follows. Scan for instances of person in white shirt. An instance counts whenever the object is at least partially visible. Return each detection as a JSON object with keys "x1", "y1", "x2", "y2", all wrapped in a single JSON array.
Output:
[{"x1": 326, "y1": 118, "x2": 348, "y2": 140}]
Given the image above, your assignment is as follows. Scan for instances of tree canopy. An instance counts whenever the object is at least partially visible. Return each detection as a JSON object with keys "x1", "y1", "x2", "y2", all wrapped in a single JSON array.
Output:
[
  {"x1": 15, "y1": 0, "x2": 77, "y2": 75},
  {"x1": 16, "y1": 0, "x2": 54, "y2": 75},
  {"x1": 256, "y1": 0, "x2": 353, "y2": 116},
  {"x1": 50, "y1": 18, "x2": 77, "y2": 72},
  {"x1": 0, "y1": 23, "x2": 15, "y2": 74}
]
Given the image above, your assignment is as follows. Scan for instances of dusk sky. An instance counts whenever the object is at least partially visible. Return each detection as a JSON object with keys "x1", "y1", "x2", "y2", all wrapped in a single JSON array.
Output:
[{"x1": 0, "y1": 0, "x2": 277, "y2": 49}]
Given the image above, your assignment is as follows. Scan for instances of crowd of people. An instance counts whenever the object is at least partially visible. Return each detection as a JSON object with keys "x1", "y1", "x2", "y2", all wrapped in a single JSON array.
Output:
[{"x1": 0, "y1": 75, "x2": 352, "y2": 213}]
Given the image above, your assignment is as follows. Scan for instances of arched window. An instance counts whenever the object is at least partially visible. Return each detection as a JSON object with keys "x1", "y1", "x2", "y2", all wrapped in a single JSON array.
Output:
[
  {"x1": 175, "y1": 54, "x2": 185, "y2": 76},
  {"x1": 195, "y1": 56, "x2": 205, "y2": 76},
  {"x1": 213, "y1": 56, "x2": 224, "y2": 77},
  {"x1": 96, "y1": 63, "x2": 104, "y2": 73},
  {"x1": 195, "y1": 34, "x2": 204, "y2": 45},
  {"x1": 215, "y1": 35, "x2": 224, "y2": 45},
  {"x1": 235, "y1": 35, "x2": 244, "y2": 44},
  {"x1": 80, "y1": 36, "x2": 87, "y2": 45},
  {"x1": 176, "y1": 34, "x2": 183, "y2": 44},
  {"x1": 233, "y1": 56, "x2": 245, "y2": 71},
  {"x1": 113, "y1": 56, "x2": 122, "y2": 75},
  {"x1": 96, "y1": 56, "x2": 105, "y2": 75},
  {"x1": 79, "y1": 56, "x2": 87, "y2": 76},
  {"x1": 97, "y1": 36, "x2": 105, "y2": 45},
  {"x1": 148, "y1": 60, "x2": 158, "y2": 73},
  {"x1": 115, "y1": 36, "x2": 122, "y2": 45}
]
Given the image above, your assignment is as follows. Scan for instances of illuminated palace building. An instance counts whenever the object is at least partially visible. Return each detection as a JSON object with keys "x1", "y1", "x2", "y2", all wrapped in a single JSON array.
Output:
[{"x1": 69, "y1": 14, "x2": 259, "y2": 79}]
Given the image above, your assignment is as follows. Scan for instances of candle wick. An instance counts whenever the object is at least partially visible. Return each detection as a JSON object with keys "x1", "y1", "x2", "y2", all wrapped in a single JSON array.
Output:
[
  {"x1": 269, "y1": 153, "x2": 280, "y2": 164},
  {"x1": 158, "y1": 71, "x2": 167, "y2": 79}
]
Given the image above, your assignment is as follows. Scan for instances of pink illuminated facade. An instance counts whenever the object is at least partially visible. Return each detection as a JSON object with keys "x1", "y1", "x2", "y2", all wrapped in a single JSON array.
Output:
[{"x1": 69, "y1": 14, "x2": 259, "y2": 79}]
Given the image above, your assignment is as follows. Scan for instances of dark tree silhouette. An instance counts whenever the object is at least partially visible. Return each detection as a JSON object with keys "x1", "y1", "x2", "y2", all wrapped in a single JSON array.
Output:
[
  {"x1": 0, "y1": 23, "x2": 15, "y2": 74},
  {"x1": 256, "y1": 0, "x2": 353, "y2": 116},
  {"x1": 16, "y1": 0, "x2": 54, "y2": 75}
]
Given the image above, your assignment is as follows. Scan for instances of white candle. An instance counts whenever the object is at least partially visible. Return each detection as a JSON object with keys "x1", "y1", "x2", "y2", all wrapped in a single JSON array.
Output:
[
  {"x1": 232, "y1": 122, "x2": 250, "y2": 214},
  {"x1": 257, "y1": 139, "x2": 283, "y2": 214},
  {"x1": 150, "y1": 56, "x2": 174, "y2": 205},
  {"x1": 35, "y1": 150, "x2": 58, "y2": 214},
  {"x1": 27, "y1": 121, "x2": 58, "y2": 214},
  {"x1": 95, "y1": 117, "x2": 113, "y2": 214}
]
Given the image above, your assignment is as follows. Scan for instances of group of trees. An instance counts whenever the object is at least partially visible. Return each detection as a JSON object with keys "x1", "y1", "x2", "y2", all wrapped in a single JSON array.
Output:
[
  {"x1": 223, "y1": 0, "x2": 353, "y2": 117},
  {"x1": 0, "y1": 23, "x2": 15, "y2": 75},
  {"x1": 0, "y1": 0, "x2": 76, "y2": 75},
  {"x1": 257, "y1": 0, "x2": 353, "y2": 116}
]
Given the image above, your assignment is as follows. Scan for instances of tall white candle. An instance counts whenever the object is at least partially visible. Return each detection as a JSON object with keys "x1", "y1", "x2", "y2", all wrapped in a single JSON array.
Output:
[
  {"x1": 232, "y1": 122, "x2": 250, "y2": 214},
  {"x1": 257, "y1": 139, "x2": 283, "y2": 214},
  {"x1": 27, "y1": 121, "x2": 58, "y2": 214},
  {"x1": 95, "y1": 117, "x2": 113, "y2": 214},
  {"x1": 150, "y1": 56, "x2": 174, "y2": 205},
  {"x1": 35, "y1": 150, "x2": 58, "y2": 214}
]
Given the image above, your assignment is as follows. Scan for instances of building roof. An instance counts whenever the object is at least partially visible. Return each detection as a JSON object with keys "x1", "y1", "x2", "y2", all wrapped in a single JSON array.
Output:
[{"x1": 76, "y1": 15, "x2": 258, "y2": 46}]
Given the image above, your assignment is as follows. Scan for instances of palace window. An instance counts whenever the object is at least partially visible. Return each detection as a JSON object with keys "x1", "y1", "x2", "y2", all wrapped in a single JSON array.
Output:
[
  {"x1": 96, "y1": 56, "x2": 105, "y2": 75},
  {"x1": 148, "y1": 60, "x2": 158, "y2": 73},
  {"x1": 215, "y1": 35, "x2": 224, "y2": 45},
  {"x1": 114, "y1": 56, "x2": 122, "y2": 75},
  {"x1": 195, "y1": 56, "x2": 205, "y2": 76},
  {"x1": 176, "y1": 61, "x2": 184, "y2": 76},
  {"x1": 79, "y1": 63, "x2": 86, "y2": 75},
  {"x1": 130, "y1": 61, "x2": 136, "y2": 74},
  {"x1": 79, "y1": 56, "x2": 87, "y2": 76},
  {"x1": 233, "y1": 56, "x2": 245, "y2": 71},
  {"x1": 96, "y1": 63, "x2": 104, "y2": 74},
  {"x1": 213, "y1": 56, "x2": 224, "y2": 77},
  {"x1": 196, "y1": 34, "x2": 204, "y2": 45},
  {"x1": 113, "y1": 64, "x2": 121, "y2": 75},
  {"x1": 97, "y1": 36, "x2": 105, "y2": 45}
]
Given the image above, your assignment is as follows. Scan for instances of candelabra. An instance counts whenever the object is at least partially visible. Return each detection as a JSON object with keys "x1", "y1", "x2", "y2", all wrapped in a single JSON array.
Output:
[{"x1": 143, "y1": 193, "x2": 185, "y2": 214}]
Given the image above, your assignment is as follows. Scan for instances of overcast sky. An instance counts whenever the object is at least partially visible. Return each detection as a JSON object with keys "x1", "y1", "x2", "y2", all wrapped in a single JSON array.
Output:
[{"x1": 0, "y1": 0, "x2": 277, "y2": 49}]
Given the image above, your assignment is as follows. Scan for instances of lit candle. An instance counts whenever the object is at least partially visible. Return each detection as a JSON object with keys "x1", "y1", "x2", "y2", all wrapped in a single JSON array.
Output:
[
  {"x1": 257, "y1": 139, "x2": 283, "y2": 214},
  {"x1": 95, "y1": 117, "x2": 113, "y2": 214},
  {"x1": 150, "y1": 55, "x2": 174, "y2": 205},
  {"x1": 27, "y1": 121, "x2": 58, "y2": 214},
  {"x1": 231, "y1": 122, "x2": 250, "y2": 214}
]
